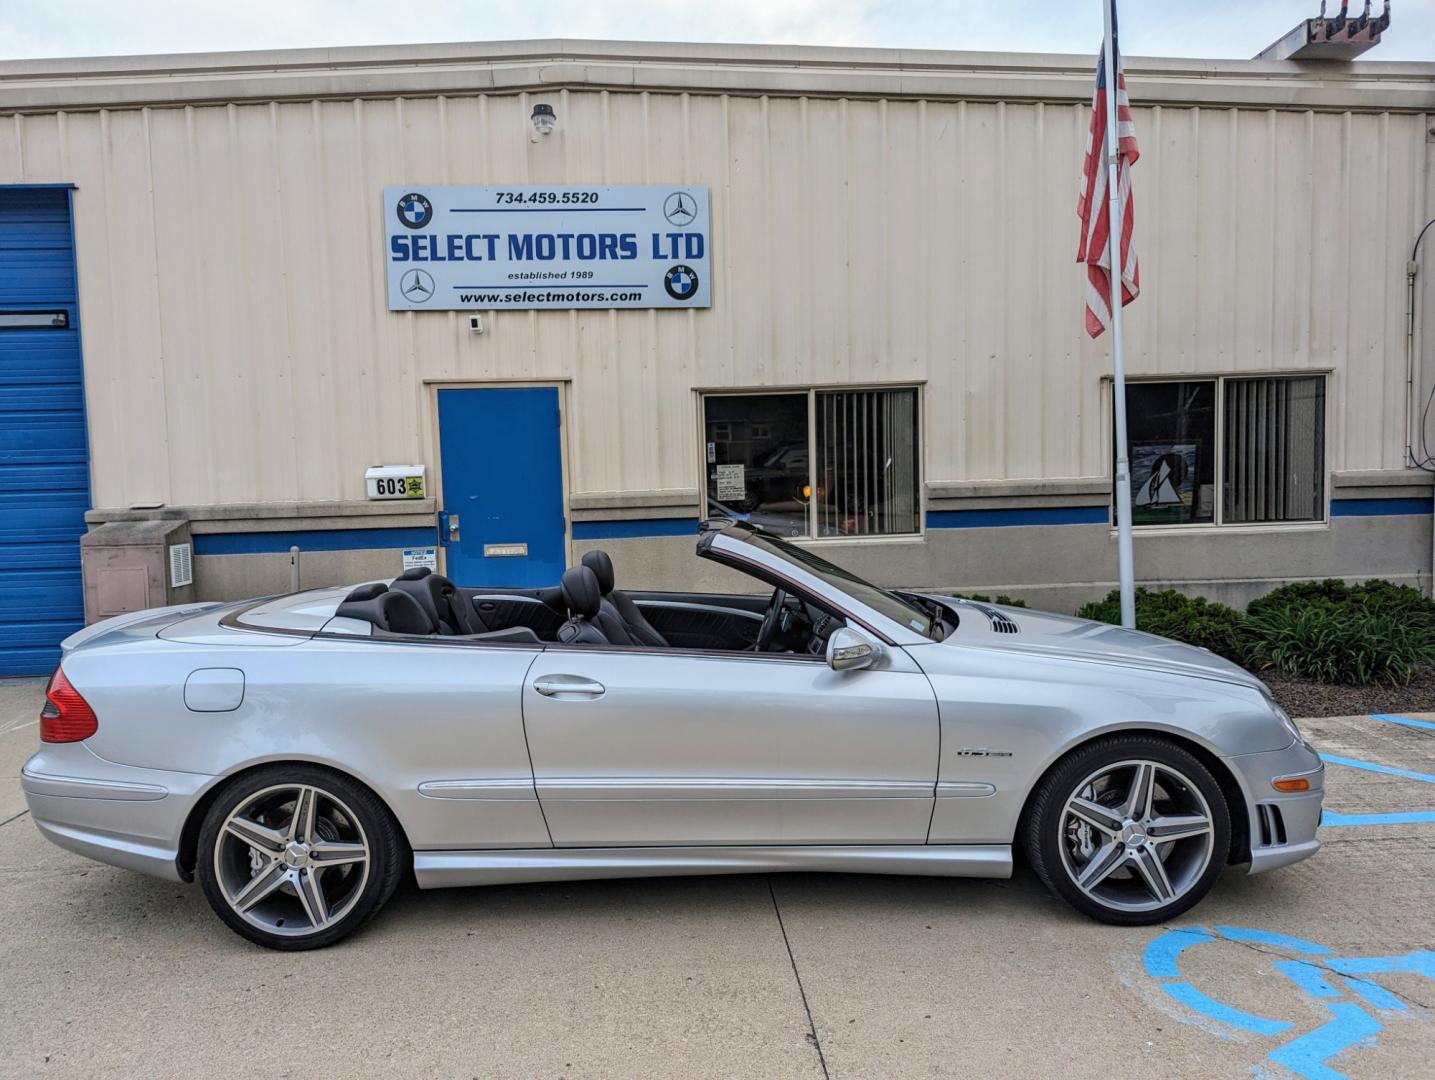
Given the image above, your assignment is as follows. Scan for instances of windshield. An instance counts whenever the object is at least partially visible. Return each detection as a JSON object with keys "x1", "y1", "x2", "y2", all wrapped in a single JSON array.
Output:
[{"x1": 733, "y1": 528, "x2": 934, "y2": 638}]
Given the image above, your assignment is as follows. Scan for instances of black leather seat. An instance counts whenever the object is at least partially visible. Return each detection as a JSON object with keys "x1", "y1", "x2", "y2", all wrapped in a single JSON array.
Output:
[
  {"x1": 391, "y1": 569, "x2": 461, "y2": 634},
  {"x1": 557, "y1": 565, "x2": 611, "y2": 645},
  {"x1": 335, "y1": 584, "x2": 433, "y2": 635},
  {"x1": 581, "y1": 549, "x2": 668, "y2": 647}
]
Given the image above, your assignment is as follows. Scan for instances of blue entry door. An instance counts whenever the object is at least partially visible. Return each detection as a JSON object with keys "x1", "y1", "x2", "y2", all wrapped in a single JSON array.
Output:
[{"x1": 437, "y1": 387, "x2": 565, "y2": 587}]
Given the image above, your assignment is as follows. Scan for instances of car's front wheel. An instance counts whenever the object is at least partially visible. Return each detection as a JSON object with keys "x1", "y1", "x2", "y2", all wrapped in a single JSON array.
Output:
[
  {"x1": 197, "y1": 765, "x2": 403, "y2": 950},
  {"x1": 1025, "y1": 735, "x2": 1231, "y2": 925}
]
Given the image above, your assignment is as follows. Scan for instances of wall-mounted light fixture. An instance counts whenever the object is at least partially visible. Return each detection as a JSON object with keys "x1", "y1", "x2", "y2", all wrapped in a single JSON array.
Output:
[{"x1": 530, "y1": 103, "x2": 556, "y2": 139}]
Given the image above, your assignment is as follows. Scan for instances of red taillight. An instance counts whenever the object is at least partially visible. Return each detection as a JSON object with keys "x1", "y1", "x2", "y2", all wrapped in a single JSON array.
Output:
[{"x1": 40, "y1": 666, "x2": 98, "y2": 743}]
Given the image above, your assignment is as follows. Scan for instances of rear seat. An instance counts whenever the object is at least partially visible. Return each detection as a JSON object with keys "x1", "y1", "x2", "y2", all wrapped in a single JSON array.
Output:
[{"x1": 334, "y1": 582, "x2": 541, "y2": 643}]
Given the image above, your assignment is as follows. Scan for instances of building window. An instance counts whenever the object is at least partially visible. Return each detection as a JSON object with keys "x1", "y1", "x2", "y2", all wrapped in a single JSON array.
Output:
[
  {"x1": 703, "y1": 386, "x2": 921, "y2": 538},
  {"x1": 1119, "y1": 375, "x2": 1325, "y2": 527}
]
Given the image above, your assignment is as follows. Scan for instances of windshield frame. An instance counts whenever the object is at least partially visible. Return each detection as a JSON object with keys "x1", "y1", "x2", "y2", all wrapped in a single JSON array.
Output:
[{"x1": 699, "y1": 522, "x2": 937, "y2": 643}]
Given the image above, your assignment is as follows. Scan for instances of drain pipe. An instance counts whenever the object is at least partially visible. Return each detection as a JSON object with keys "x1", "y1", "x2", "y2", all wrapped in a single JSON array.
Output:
[{"x1": 1408, "y1": 219, "x2": 1435, "y2": 596}]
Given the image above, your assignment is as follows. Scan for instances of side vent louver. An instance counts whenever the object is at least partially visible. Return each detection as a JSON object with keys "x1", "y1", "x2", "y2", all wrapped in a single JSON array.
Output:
[
  {"x1": 1256, "y1": 804, "x2": 1287, "y2": 847},
  {"x1": 950, "y1": 598, "x2": 1020, "y2": 634}
]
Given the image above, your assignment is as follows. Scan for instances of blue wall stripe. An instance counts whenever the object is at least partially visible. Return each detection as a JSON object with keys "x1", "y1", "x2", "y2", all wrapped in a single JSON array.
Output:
[
  {"x1": 926, "y1": 505, "x2": 1109, "y2": 529},
  {"x1": 193, "y1": 527, "x2": 437, "y2": 555},
  {"x1": 1330, "y1": 496, "x2": 1432, "y2": 517},
  {"x1": 572, "y1": 517, "x2": 699, "y2": 540}
]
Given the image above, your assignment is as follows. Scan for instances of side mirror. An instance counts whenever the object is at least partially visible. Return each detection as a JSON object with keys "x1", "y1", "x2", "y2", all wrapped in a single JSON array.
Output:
[{"x1": 826, "y1": 626, "x2": 882, "y2": 672}]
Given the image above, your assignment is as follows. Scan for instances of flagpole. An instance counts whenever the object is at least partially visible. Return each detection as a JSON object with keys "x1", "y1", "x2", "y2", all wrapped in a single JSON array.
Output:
[{"x1": 1103, "y1": 0, "x2": 1137, "y2": 629}]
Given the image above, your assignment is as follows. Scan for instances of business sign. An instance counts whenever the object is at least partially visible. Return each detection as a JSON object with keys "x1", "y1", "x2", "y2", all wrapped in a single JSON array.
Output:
[{"x1": 384, "y1": 185, "x2": 710, "y2": 311}]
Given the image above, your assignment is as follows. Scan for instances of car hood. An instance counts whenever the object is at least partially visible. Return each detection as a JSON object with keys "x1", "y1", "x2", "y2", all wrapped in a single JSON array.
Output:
[{"x1": 925, "y1": 596, "x2": 1268, "y2": 694}]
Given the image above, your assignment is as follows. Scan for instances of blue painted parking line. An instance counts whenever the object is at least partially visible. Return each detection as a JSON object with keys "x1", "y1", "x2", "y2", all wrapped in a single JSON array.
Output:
[
  {"x1": 1141, "y1": 927, "x2": 1434, "y2": 1079},
  {"x1": 1322, "y1": 809, "x2": 1435, "y2": 826},
  {"x1": 1370, "y1": 713, "x2": 1435, "y2": 733},
  {"x1": 1318, "y1": 754, "x2": 1435, "y2": 785},
  {"x1": 1318, "y1": 752, "x2": 1435, "y2": 827}
]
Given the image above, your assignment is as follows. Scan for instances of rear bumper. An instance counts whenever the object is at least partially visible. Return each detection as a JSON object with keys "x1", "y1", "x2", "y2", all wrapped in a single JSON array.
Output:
[
  {"x1": 1226, "y1": 739, "x2": 1325, "y2": 875},
  {"x1": 21, "y1": 745, "x2": 214, "y2": 883}
]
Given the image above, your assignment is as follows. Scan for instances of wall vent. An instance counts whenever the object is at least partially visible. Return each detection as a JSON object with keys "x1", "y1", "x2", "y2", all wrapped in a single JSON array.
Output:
[{"x1": 168, "y1": 542, "x2": 194, "y2": 588}]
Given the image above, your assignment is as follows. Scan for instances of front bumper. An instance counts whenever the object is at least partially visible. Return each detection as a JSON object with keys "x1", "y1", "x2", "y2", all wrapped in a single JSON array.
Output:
[
  {"x1": 21, "y1": 744, "x2": 215, "y2": 883},
  {"x1": 1226, "y1": 738, "x2": 1325, "y2": 875}
]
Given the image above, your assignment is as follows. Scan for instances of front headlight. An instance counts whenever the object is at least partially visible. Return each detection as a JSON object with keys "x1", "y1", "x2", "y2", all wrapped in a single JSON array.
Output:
[{"x1": 1271, "y1": 701, "x2": 1304, "y2": 745}]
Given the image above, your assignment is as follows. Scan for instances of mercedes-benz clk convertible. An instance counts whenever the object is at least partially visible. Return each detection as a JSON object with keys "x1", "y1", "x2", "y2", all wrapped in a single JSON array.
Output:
[{"x1": 23, "y1": 521, "x2": 1323, "y2": 950}]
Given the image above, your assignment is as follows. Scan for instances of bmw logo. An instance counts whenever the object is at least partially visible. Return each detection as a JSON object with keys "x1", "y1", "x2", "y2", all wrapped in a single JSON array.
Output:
[
  {"x1": 396, "y1": 192, "x2": 433, "y2": 229},
  {"x1": 664, "y1": 264, "x2": 699, "y2": 301}
]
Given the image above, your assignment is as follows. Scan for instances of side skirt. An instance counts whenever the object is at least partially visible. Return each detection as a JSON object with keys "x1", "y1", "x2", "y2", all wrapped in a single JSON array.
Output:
[{"x1": 412, "y1": 843, "x2": 1013, "y2": 889}]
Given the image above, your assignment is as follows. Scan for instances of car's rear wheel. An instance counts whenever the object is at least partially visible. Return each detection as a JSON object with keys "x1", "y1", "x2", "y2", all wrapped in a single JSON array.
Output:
[
  {"x1": 197, "y1": 765, "x2": 403, "y2": 950},
  {"x1": 1025, "y1": 735, "x2": 1230, "y2": 926}
]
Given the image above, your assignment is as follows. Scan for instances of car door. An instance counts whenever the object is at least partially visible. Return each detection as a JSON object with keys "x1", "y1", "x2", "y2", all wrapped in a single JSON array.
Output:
[{"x1": 521, "y1": 645, "x2": 939, "y2": 847}]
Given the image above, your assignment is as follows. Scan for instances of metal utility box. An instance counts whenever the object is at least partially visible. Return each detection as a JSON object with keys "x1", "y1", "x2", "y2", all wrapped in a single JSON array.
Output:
[{"x1": 80, "y1": 520, "x2": 196, "y2": 624}]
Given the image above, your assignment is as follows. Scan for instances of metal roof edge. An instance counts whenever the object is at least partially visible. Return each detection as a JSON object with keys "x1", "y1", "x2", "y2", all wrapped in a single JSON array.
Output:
[{"x1": 1, "y1": 38, "x2": 1431, "y2": 114}]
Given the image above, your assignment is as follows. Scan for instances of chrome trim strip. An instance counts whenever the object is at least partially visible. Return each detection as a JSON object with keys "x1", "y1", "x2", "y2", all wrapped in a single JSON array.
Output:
[
  {"x1": 936, "y1": 781, "x2": 998, "y2": 798},
  {"x1": 417, "y1": 778, "x2": 537, "y2": 801},
  {"x1": 533, "y1": 777, "x2": 936, "y2": 801},
  {"x1": 413, "y1": 843, "x2": 1013, "y2": 889},
  {"x1": 20, "y1": 767, "x2": 168, "y2": 802},
  {"x1": 633, "y1": 600, "x2": 764, "y2": 622}
]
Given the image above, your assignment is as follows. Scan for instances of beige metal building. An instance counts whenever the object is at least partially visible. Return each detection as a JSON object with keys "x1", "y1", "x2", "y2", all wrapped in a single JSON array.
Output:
[{"x1": 1, "y1": 40, "x2": 1433, "y2": 674}]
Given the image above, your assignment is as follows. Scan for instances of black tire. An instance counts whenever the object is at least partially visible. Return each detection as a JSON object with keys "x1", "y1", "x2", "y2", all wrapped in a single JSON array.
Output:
[
  {"x1": 1024, "y1": 734, "x2": 1231, "y2": 926},
  {"x1": 197, "y1": 764, "x2": 404, "y2": 951}
]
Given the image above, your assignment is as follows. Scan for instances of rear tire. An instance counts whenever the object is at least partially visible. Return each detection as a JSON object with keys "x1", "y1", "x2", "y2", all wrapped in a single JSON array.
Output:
[
  {"x1": 1025, "y1": 735, "x2": 1230, "y2": 926},
  {"x1": 197, "y1": 765, "x2": 404, "y2": 951}
]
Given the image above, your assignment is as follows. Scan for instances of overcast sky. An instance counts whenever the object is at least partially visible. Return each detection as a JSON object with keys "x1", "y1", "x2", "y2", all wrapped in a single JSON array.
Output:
[{"x1": 0, "y1": 0, "x2": 1431, "y2": 63}]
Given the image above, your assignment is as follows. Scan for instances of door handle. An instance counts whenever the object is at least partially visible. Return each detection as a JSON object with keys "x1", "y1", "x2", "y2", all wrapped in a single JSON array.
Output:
[
  {"x1": 448, "y1": 513, "x2": 461, "y2": 542},
  {"x1": 533, "y1": 675, "x2": 606, "y2": 698}
]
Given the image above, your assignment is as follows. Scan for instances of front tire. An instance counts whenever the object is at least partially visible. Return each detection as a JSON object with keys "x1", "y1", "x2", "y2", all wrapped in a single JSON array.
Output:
[
  {"x1": 197, "y1": 765, "x2": 403, "y2": 950},
  {"x1": 1025, "y1": 735, "x2": 1231, "y2": 926}
]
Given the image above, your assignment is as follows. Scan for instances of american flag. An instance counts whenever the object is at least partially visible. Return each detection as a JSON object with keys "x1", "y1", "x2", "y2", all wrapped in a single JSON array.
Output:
[{"x1": 1076, "y1": 11, "x2": 1140, "y2": 339}]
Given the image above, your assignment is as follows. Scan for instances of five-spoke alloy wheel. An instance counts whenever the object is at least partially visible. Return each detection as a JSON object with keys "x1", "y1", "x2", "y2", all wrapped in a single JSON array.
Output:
[
  {"x1": 198, "y1": 766, "x2": 403, "y2": 950},
  {"x1": 1025, "y1": 735, "x2": 1231, "y2": 925}
]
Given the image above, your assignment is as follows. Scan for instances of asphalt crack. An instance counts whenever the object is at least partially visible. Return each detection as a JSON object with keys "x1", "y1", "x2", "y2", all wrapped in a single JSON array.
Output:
[
  {"x1": 0, "y1": 809, "x2": 30, "y2": 828},
  {"x1": 767, "y1": 877, "x2": 830, "y2": 1080},
  {"x1": 1173, "y1": 927, "x2": 1433, "y2": 1010}
]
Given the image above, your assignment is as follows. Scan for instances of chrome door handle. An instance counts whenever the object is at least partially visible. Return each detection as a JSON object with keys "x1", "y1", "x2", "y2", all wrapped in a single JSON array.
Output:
[{"x1": 533, "y1": 675, "x2": 605, "y2": 698}]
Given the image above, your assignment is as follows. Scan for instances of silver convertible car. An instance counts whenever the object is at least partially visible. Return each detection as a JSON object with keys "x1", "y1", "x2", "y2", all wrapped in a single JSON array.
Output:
[{"x1": 23, "y1": 522, "x2": 1324, "y2": 950}]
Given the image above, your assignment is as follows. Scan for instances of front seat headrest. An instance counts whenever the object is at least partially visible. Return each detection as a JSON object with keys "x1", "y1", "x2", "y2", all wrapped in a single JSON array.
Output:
[
  {"x1": 398, "y1": 566, "x2": 432, "y2": 581},
  {"x1": 390, "y1": 573, "x2": 458, "y2": 632},
  {"x1": 560, "y1": 565, "x2": 603, "y2": 620},
  {"x1": 580, "y1": 550, "x2": 615, "y2": 595}
]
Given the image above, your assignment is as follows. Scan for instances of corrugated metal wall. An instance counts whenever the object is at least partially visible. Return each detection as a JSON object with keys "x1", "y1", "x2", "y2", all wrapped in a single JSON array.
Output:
[{"x1": 0, "y1": 89, "x2": 1427, "y2": 509}]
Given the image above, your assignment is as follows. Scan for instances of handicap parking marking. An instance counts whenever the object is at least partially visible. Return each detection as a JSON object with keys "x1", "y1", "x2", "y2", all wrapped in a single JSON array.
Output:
[
  {"x1": 1139, "y1": 926, "x2": 1432, "y2": 1079},
  {"x1": 1317, "y1": 750, "x2": 1435, "y2": 828}
]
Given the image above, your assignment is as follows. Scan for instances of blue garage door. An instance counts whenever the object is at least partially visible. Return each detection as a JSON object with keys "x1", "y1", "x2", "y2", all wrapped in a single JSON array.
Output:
[{"x1": 0, "y1": 187, "x2": 89, "y2": 676}]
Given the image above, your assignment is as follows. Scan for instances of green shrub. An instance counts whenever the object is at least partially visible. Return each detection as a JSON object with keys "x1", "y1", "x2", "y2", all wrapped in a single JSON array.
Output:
[
  {"x1": 1241, "y1": 577, "x2": 1435, "y2": 685},
  {"x1": 948, "y1": 592, "x2": 1027, "y2": 608},
  {"x1": 1242, "y1": 605, "x2": 1432, "y2": 686},
  {"x1": 1076, "y1": 587, "x2": 1246, "y2": 663}
]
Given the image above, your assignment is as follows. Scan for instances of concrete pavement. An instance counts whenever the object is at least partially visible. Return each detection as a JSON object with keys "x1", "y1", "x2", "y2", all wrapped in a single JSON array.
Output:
[{"x1": 1, "y1": 678, "x2": 1431, "y2": 1079}]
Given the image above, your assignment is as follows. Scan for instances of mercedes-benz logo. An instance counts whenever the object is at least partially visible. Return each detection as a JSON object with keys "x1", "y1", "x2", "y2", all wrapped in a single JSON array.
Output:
[
  {"x1": 663, "y1": 191, "x2": 697, "y2": 226},
  {"x1": 400, "y1": 269, "x2": 435, "y2": 303}
]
